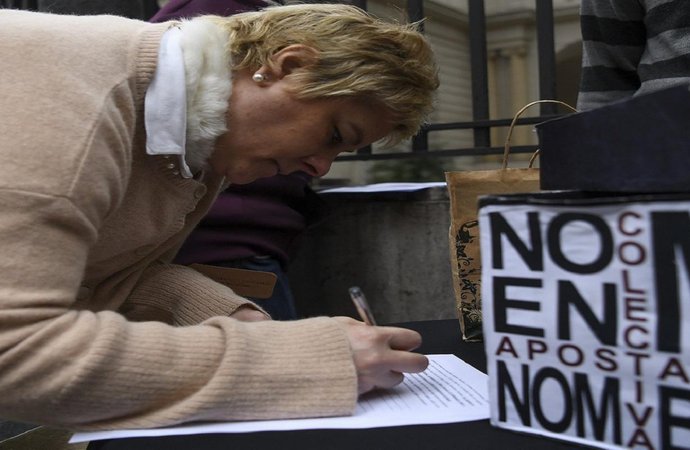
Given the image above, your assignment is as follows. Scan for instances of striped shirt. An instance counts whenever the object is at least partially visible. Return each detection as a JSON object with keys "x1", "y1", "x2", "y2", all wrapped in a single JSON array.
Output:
[{"x1": 578, "y1": 0, "x2": 690, "y2": 110}]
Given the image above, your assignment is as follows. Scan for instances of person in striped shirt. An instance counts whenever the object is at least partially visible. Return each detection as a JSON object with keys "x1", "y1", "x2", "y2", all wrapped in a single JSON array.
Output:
[{"x1": 577, "y1": 0, "x2": 690, "y2": 110}]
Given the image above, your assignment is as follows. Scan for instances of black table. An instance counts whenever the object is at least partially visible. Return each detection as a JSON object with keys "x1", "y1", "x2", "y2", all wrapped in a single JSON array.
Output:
[{"x1": 88, "y1": 319, "x2": 585, "y2": 450}]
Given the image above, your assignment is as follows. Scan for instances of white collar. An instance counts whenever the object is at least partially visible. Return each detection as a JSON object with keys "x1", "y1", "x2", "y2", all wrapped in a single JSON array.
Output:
[
  {"x1": 144, "y1": 19, "x2": 233, "y2": 178},
  {"x1": 144, "y1": 26, "x2": 193, "y2": 178}
]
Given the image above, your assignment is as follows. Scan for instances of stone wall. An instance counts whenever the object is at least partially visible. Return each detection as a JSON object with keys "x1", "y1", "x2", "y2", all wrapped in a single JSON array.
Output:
[{"x1": 289, "y1": 186, "x2": 459, "y2": 324}]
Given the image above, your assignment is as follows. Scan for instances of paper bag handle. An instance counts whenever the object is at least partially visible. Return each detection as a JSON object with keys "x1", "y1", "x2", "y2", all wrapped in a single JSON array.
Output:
[{"x1": 502, "y1": 100, "x2": 578, "y2": 170}]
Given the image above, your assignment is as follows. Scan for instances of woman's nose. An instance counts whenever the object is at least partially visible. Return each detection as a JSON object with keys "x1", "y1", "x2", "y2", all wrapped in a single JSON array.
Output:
[{"x1": 302, "y1": 154, "x2": 335, "y2": 178}]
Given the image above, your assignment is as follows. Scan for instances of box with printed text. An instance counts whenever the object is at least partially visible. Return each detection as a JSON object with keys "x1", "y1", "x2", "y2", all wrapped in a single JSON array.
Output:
[{"x1": 479, "y1": 191, "x2": 690, "y2": 449}]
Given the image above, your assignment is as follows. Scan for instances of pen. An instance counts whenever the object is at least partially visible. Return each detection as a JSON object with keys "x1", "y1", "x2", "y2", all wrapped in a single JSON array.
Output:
[{"x1": 348, "y1": 286, "x2": 377, "y2": 326}]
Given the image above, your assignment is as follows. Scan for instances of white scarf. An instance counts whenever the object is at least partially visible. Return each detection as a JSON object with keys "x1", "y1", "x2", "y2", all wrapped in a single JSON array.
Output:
[{"x1": 145, "y1": 18, "x2": 232, "y2": 177}]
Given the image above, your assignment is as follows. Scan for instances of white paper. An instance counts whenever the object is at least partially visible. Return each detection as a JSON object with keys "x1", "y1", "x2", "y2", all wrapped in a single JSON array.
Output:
[
  {"x1": 318, "y1": 182, "x2": 446, "y2": 194},
  {"x1": 70, "y1": 354, "x2": 488, "y2": 443}
]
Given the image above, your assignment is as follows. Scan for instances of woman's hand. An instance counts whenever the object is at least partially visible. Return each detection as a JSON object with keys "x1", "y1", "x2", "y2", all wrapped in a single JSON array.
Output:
[
  {"x1": 333, "y1": 316, "x2": 428, "y2": 395},
  {"x1": 230, "y1": 305, "x2": 271, "y2": 321}
]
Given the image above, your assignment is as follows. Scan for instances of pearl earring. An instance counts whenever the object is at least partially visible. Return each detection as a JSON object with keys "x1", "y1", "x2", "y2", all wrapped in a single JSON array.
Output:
[{"x1": 252, "y1": 72, "x2": 267, "y2": 83}]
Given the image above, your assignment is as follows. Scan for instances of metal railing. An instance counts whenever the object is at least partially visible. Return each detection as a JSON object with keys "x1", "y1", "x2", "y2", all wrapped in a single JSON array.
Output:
[
  {"x1": 1, "y1": 0, "x2": 37, "y2": 9},
  {"x1": 340, "y1": 0, "x2": 566, "y2": 162},
  {"x1": 2, "y1": 0, "x2": 568, "y2": 163}
]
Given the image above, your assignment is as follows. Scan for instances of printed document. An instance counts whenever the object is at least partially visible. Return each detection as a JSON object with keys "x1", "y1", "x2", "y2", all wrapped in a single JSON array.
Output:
[
  {"x1": 319, "y1": 181, "x2": 446, "y2": 194},
  {"x1": 71, "y1": 354, "x2": 489, "y2": 443}
]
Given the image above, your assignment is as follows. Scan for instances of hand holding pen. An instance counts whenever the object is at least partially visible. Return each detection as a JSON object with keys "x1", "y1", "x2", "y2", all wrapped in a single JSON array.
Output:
[
  {"x1": 349, "y1": 286, "x2": 377, "y2": 326},
  {"x1": 331, "y1": 286, "x2": 428, "y2": 395}
]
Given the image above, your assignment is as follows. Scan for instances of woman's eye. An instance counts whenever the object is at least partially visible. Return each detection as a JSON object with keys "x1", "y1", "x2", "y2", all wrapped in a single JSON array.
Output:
[{"x1": 331, "y1": 127, "x2": 343, "y2": 144}]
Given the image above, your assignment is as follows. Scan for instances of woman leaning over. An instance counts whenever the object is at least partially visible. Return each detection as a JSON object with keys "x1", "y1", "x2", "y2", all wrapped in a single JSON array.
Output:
[{"x1": 0, "y1": 3, "x2": 439, "y2": 430}]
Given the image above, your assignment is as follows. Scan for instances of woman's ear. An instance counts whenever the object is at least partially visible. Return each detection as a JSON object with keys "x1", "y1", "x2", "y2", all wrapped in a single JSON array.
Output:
[{"x1": 269, "y1": 44, "x2": 319, "y2": 79}]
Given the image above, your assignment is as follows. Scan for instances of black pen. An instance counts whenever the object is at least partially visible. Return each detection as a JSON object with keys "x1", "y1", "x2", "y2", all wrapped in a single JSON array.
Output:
[{"x1": 348, "y1": 286, "x2": 377, "y2": 326}]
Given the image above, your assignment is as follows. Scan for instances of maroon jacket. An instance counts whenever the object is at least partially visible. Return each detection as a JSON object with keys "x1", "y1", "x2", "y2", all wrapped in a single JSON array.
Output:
[
  {"x1": 151, "y1": 0, "x2": 275, "y2": 20},
  {"x1": 152, "y1": 0, "x2": 320, "y2": 270}
]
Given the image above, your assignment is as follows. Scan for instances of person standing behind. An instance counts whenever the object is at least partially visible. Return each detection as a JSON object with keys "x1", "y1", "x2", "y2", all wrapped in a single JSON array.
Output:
[
  {"x1": 578, "y1": 0, "x2": 690, "y2": 111},
  {"x1": 151, "y1": 0, "x2": 319, "y2": 320}
]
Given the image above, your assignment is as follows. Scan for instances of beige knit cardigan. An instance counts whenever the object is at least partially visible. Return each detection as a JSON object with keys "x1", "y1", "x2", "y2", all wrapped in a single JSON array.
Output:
[{"x1": 0, "y1": 10, "x2": 356, "y2": 430}]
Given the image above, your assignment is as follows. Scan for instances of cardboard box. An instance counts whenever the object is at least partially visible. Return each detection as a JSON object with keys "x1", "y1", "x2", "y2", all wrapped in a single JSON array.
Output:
[
  {"x1": 537, "y1": 86, "x2": 690, "y2": 193},
  {"x1": 479, "y1": 191, "x2": 690, "y2": 449}
]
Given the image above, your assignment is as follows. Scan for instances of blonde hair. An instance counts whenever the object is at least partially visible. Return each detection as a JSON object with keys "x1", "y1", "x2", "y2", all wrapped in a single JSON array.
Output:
[{"x1": 209, "y1": 3, "x2": 439, "y2": 145}]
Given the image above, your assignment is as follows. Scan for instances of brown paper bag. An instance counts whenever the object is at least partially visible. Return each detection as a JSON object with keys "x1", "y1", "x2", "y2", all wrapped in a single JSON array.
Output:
[
  {"x1": 445, "y1": 100, "x2": 576, "y2": 342},
  {"x1": 445, "y1": 168, "x2": 539, "y2": 341}
]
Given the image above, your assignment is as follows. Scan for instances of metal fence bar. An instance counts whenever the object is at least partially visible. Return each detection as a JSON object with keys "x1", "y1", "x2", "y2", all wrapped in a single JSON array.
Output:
[
  {"x1": 349, "y1": 0, "x2": 367, "y2": 11},
  {"x1": 536, "y1": 0, "x2": 558, "y2": 115},
  {"x1": 407, "y1": 0, "x2": 429, "y2": 152},
  {"x1": 350, "y1": 0, "x2": 372, "y2": 155},
  {"x1": 468, "y1": 0, "x2": 491, "y2": 149},
  {"x1": 407, "y1": 0, "x2": 425, "y2": 32},
  {"x1": 426, "y1": 114, "x2": 562, "y2": 131},
  {"x1": 337, "y1": 144, "x2": 539, "y2": 161},
  {"x1": 0, "y1": 0, "x2": 35, "y2": 8}
]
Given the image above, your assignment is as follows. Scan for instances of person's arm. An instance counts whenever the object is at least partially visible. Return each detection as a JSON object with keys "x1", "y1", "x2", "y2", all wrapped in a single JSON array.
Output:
[
  {"x1": 0, "y1": 190, "x2": 357, "y2": 429},
  {"x1": 120, "y1": 261, "x2": 269, "y2": 325},
  {"x1": 0, "y1": 180, "x2": 417, "y2": 431}
]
